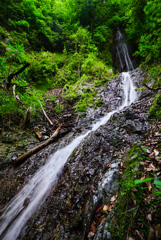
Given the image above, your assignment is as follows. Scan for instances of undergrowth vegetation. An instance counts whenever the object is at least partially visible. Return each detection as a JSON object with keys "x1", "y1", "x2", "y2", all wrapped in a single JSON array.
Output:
[
  {"x1": 0, "y1": 0, "x2": 161, "y2": 238},
  {"x1": 110, "y1": 142, "x2": 161, "y2": 239},
  {"x1": 0, "y1": 0, "x2": 161, "y2": 128},
  {"x1": 0, "y1": 27, "x2": 114, "y2": 127}
]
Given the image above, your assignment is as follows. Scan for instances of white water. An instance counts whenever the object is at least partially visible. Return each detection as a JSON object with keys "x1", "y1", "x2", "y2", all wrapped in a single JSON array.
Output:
[
  {"x1": 117, "y1": 46, "x2": 123, "y2": 70},
  {"x1": 0, "y1": 72, "x2": 137, "y2": 240},
  {"x1": 0, "y1": 31, "x2": 137, "y2": 240},
  {"x1": 122, "y1": 72, "x2": 137, "y2": 107},
  {"x1": 121, "y1": 43, "x2": 134, "y2": 71},
  {"x1": 116, "y1": 30, "x2": 134, "y2": 71}
]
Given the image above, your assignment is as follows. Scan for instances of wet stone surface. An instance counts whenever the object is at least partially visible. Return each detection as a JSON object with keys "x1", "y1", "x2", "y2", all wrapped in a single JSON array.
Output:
[
  {"x1": 85, "y1": 68, "x2": 152, "y2": 121},
  {"x1": 16, "y1": 98, "x2": 152, "y2": 240},
  {"x1": 0, "y1": 69, "x2": 154, "y2": 240}
]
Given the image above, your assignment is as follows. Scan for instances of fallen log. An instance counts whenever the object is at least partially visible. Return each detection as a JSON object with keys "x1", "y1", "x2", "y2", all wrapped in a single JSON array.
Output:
[
  {"x1": 14, "y1": 124, "x2": 62, "y2": 165},
  {"x1": 39, "y1": 100, "x2": 53, "y2": 126}
]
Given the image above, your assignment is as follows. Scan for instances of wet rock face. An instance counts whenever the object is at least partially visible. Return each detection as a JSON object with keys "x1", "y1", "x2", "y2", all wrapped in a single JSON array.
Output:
[
  {"x1": 0, "y1": 69, "x2": 153, "y2": 240},
  {"x1": 18, "y1": 99, "x2": 151, "y2": 239},
  {"x1": 86, "y1": 68, "x2": 152, "y2": 120}
]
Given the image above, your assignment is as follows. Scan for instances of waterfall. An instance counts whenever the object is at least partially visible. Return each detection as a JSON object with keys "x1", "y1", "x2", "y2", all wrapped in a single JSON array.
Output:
[
  {"x1": 115, "y1": 30, "x2": 134, "y2": 72},
  {"x1": 0, "y1": 32, "x2": 137, "y2": 240},
  {"x1": 122, "y1": 72, "x2": 137, "y2": 107}
]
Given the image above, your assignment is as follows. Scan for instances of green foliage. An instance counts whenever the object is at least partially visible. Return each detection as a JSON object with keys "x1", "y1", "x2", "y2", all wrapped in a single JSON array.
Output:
[
  {"x1": 125, "y1": 0, "x2": 161, "y2": 63},
  {"x1": 0, "y1": 57, "x2": 8, "y2": 79},
  {"x1": 144, "y1": 64, "x2": 161, "y2": 89},
  {"x1": 0, "y1": 0, "x2": 56, "y2": 50},
  {"x1": 109, "y1": 143, "x2": 157, "y2": 239},
  {"x1": 76, "y1": 101, "x2": 87, "y2": 112},
  {"x1": 0, "y1": 87, "x2": 44, "y2": 121},
  {"x1": 154, "y1": 180, "x2": 161, "y2": 189},
  {"x1": 28, "y1": 51, "x2": 58, "y2": 88},
  {"x1": 0, "y1": 90, "x2": 18, "y2": 116},
  {"x1": 0, "y1": 26, "x2": 8, "y2": 39},
  {"x1": 82, "y1": 53, "x2": 113, "y2": 80},
  {"x1": 149, "y1": 94, "x2": 161, "y2": 120},
  {"x1": 10, "y1": 31, "x2": 30, "y2": 48},
  {"x1": 6, "y1": 43, "x2": 26, "y2": 63},
  {"x1": 134, "y1": 177, "x2": 153, "y2": 185},
  {"x1": 54, "y1": 102, "x2": 63, "y2": 115}
]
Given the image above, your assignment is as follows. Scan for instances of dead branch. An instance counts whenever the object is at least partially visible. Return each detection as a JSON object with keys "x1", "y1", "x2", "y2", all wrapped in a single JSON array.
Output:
[
  {"x1": 13, "y1": 85, "x2": 20, "y2": 101},
  {"x1": 39, "y1": 100, "x2": 53, "y2": 126},
  {"x1": 35, "y1": 126, "x2": 42, "y2": 140},
  {"x1": 14, "y1": 124, "x2": 62, "y2": 165},
  {"x1": 5, "y1": 63, "x2": 30, "y2": 89},
  {"x1": 143, "y1": 83, "x2": 161, "y2": 91}
]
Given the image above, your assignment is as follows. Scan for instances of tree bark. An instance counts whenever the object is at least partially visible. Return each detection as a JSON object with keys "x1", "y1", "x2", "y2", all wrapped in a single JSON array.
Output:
[{"x1": 14, "y1": 124, "x2": 62, "y2": 165}]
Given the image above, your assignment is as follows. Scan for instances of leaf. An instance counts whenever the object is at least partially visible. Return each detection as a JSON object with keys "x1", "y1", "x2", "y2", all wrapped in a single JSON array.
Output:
[
  {"x1": 154, "y1": 180, "x2": 161, "y2": 189},
  {"x1": 108, "y1": 205, "x2": 113, "y2": 212},
  {"x1": 87, "y1": 231, "x2": 95, "y2": 238},
  {"x1": 134, "y1": 178, "x2": 153, "y2": 185},
  {"x1": 90, "y1": 221, "x2": 97, "y2": 233},
  {"x1": 146, "y1": 214, "x2": 152, "y2": 221},
  {"x1": 154, "y1": 132, "x2": 161, "y2": 136},
  {"x1": 110, "y1": 193, "x2": 118, "y2": 203},
  {"x1": 144, "y1": 195, "x2": 152, "y2": 203},
  {"x1": 154, "y1": 149, "x2": 159, "y2": 157},
  {"x1": 140, "y1": 176, "x2": 145, "y2": 180},
  {"x1": 103, "y1": 205, "x2": 109, "y2": 211},
  {"x1": 110, "y1": 196, "x2": 116, "y2": 203},
  {"x1": 96, "y1": 204, "x2": 105, "y2": 214},
  {"x1": 147, "y1": 182, "x2": 152, "y2": 192},
  {"x1": 120, "y1": 162, "x2": 124, "y2": 168},
  {"x1": 95, "y1": 216, "x2": 106, "y2": 225},
  {"x1": 145, "y1": 163, "x2": 157, "y2": 172}
]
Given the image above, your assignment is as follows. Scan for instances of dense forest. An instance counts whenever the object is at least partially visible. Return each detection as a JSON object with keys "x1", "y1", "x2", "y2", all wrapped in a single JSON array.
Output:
[
  {"x1": 0, "y1": 0, "x2": 161, "y2": 126},
  {"x1": 0, "y1": 0, "x2": 161, "y2": 239}
]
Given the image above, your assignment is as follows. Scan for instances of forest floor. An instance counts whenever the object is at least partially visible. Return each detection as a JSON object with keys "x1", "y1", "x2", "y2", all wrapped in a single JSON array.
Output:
[
  {"x1": 0, "y1": 87, "x2": 77, "y2": 169},
  {"x1": 107, "y1": 120, "x2": 161, "y2": 239}
]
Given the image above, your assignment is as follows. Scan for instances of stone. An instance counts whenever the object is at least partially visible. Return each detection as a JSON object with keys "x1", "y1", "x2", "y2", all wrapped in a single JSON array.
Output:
[{"x1": 98, "y1": 167, "x2": 119, "y2": 202}]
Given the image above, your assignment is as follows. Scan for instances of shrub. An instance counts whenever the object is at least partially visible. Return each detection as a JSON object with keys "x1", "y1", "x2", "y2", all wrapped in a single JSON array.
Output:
[
  {"x1": 149, "y1": 94, "x2": 161, "y2": 120},
  {"x1": 28, "y1": 51, "x2": 58, "y2": 88}
]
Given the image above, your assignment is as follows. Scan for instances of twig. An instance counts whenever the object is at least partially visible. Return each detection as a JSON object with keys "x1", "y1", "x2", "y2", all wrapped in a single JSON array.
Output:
[{"x1": 38, "y1": 100, "x2": 53, "y2": 126}]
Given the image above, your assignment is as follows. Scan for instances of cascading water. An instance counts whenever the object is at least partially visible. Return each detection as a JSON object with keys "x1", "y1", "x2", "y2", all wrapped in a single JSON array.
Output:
[
  {"x1": 0, "y1": 31, "x2": 137, "y2": 240},
  {"x1": 115, "y1": 30, "x2": 134, "y2": 72},
  {"x1": 122, "y1": 72, "x2": 137, "y2": 107}
]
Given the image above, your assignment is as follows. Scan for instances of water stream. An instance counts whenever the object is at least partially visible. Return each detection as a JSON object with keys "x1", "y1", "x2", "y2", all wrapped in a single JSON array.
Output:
[
  {"x1": 115, "y1": 30, "x2": 134, "y2": 72},
  {"x1": 0, "y1": 31, "x2": 137, "y2": 240}
]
